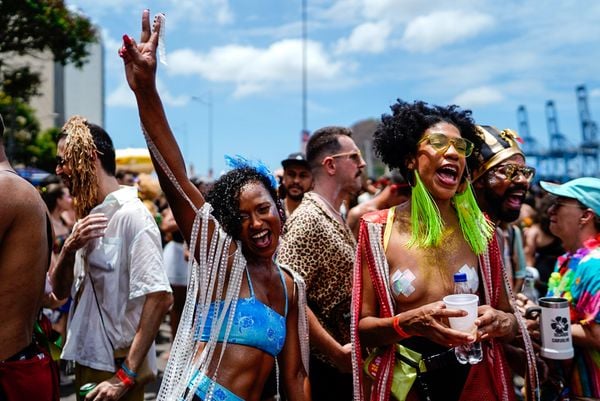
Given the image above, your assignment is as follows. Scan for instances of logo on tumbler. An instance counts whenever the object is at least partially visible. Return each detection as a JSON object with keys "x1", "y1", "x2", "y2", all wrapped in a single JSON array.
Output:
[{"x1": 551, "y1": 316, "x2": 569, "y2": 336}]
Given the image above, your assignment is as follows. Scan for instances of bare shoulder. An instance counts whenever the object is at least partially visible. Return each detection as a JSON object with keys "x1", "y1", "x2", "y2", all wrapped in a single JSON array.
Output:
[
  {"x1": 0, "y1": 172, "x2": 49, "y2": 358},
  {"x1": 0, "y1": 171, "x2": 43, "y2": 198},
  {"x1": 0, "y1": 172, "x2": 46, "y2": 223},
  {"x1": 279, "y1": 265, "x2": 301, "y2": 300}
]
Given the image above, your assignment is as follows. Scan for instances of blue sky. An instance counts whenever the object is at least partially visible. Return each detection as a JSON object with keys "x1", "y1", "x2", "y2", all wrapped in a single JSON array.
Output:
[{"x1": 66, "y1": 0, "x2": 600, "y2": 178}]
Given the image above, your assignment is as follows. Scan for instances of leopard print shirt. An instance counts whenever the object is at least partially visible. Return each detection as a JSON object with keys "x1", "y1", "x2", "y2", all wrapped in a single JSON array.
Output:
[{"x1": 278, "y1": 192, "x2": 356, "y2": 363}]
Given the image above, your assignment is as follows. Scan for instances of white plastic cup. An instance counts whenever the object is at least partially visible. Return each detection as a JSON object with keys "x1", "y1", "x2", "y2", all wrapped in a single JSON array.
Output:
[{"x1": 443, "y1": 294, "x2": 479, "y2": 332}]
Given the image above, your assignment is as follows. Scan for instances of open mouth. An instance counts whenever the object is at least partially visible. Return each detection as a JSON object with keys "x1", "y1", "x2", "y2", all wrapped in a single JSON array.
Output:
[
  {"x1": 436, "y1": 165, "x2": 459, "y2": 186},
  {"x1": 505, "y1": 190, "x2": 525, "y2": 209},
  {"x1": 251, "y1": 229, "x2": 272, "y2": 248}
]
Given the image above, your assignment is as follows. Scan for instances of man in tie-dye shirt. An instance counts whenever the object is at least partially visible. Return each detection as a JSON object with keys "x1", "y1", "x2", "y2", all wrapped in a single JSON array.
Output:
[{"x1": 540, "y1": 177, "x2": 600, "y2": 399}]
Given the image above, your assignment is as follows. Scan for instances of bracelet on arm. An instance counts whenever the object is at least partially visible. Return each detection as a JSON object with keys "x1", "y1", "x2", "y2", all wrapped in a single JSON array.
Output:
[
  {"x1": 116, "y1": 368, "x2": 135, "y2": 388},
  {"x1": 121, "y1": 363, "x2": 138, "y2": 378},
  {"x1": 392, "y1": 315, "x2": 412, "y2": 340}
]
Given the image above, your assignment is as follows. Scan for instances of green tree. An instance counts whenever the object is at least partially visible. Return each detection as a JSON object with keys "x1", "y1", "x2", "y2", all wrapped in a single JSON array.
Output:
[
  {"x1": 0, "y1": 0, "x2": 97, "y2": 168},
  {"x1": 0, "y1": 0, "x2": 97, "y2": 101}
]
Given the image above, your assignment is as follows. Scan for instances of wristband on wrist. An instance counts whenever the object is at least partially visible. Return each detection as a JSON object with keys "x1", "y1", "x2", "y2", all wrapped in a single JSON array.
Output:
[
  {"x1": 392, "y1": 315, "x2": 411, "y2": 340},
  {"x1": 121, "y1": 363, "x2": 138, "y2": 378},
  {"x1": 116, "y1": 368, "x2": 135, "y2": 388}
]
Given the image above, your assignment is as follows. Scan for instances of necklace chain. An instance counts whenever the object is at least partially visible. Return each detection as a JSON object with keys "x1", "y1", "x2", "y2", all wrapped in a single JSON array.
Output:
[{"x1": 313, "y1": 192, "x2": 343, "y2": 218}]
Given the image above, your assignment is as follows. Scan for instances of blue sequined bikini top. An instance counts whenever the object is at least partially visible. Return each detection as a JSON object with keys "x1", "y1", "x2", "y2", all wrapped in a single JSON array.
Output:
[{"x1": 195, "y1": 265, "x2": 288, "y2": 357}]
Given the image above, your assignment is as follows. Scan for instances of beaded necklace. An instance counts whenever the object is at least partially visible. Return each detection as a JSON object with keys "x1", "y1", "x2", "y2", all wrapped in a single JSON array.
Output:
[{"x1": 141, "y1": 125, "x2": 310, "y2": 401}]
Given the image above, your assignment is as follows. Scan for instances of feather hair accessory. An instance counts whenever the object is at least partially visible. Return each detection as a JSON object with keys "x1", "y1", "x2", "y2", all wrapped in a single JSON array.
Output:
[{"x1": 224, "y1": 154, "x2": 278, "y2": 190}]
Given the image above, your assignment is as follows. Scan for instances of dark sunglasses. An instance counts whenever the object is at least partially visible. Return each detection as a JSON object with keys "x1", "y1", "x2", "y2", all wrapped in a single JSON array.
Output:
[
  {"x1": 55, "y1": 156, "x2": 66, "y2": 167},
  {"x1": 418, "y1": 133, "x2": 474, "y2": 157},
  {"x1": 492, "y1": 164, "x2": 536, "y2": 182},
  {"x1": 549, "y1": 197, "x2": 586, "y2": 211}
]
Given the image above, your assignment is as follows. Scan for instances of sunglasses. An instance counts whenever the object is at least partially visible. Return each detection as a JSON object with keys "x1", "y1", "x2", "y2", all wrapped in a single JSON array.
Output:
[
  {"x1": 492, "y1": 164, "x2": 536, "y2": 182},
  {"x1": 55, "y1": 155, "x2": 66, "y2": 167},
  {"x1": 549, "y1": 197, "x2": 586, "y2": 211},
  {"x1": 327, "y1": 150, "x2": 364, "y2": 164},
  {"x1": 418, "y1": 133, "x2": 474, "y2": 157}
]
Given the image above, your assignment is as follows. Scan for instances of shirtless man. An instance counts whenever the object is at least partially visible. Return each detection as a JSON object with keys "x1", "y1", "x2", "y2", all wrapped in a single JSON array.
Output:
[{"x1": 0, "y1": 113, "x2": 58, "y2": 400}]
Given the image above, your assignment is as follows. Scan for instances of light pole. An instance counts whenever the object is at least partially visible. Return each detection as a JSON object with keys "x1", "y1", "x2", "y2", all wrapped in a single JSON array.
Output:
[{"x1": 191, "y1": 91, "x2": 213, "y2": 178}]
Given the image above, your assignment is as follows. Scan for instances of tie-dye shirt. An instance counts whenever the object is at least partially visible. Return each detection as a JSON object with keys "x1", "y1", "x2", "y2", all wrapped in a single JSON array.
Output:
[{"x1": 547, "y1": 234, "x2": 600, "y2": 398}]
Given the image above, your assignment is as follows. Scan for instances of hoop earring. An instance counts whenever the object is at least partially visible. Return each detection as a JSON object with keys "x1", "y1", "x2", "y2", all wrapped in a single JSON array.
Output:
[{"x1": 406, "y1": 169, "x2": 416, "y2": 187}]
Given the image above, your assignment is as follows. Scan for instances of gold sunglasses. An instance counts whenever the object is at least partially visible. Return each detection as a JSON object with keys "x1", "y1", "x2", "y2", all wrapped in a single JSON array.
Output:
[
  {"x1": 418, "y1": 133, "x2": 474, "y2": 157},
  {"x1": 492, "y1": 164, "x2": 536, "y2": 182},
  {"x1": 323, "y1": 149, "x2": 363, "y2": 164}
]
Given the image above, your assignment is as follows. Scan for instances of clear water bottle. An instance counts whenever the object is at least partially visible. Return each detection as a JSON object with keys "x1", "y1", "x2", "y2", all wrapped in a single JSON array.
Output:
[
  {"x1": 520, "y1": 271, "x2": 539, "y2": 304},
  {"x1": 453, "y1": 272, "x2": 483, "y2": 365}
]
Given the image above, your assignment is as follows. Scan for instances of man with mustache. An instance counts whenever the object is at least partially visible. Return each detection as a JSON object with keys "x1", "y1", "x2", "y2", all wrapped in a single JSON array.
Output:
[
  {"x1": 279, "y1": 126, "x2": 366, "y2": 400},
  {"x1": 281, "y1": 152, "x2": 313, "y2": 216},
  {"x1": 471, "y1": 125, "x2": 536, "y2": 291}
]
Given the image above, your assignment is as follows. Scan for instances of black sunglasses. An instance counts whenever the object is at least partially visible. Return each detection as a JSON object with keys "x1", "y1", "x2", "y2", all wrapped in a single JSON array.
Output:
[{"x1": 55, "y1": 155, "x2": 66, "y2": 167}]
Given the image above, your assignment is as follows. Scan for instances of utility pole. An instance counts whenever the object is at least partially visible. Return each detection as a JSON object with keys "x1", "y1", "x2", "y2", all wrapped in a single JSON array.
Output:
[{"x1": 301, "y1": 0, "x2": 309, "y2": 148}]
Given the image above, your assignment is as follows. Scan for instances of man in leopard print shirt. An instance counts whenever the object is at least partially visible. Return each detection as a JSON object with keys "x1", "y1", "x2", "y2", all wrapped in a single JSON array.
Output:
[{"x1": 279, "y1": 126, "x2": 366, "y2": 400}]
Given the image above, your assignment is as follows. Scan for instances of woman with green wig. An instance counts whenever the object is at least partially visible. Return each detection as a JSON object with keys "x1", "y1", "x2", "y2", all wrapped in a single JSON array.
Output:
[{"x1": 351, "y1": 100, "x2": 538, "y2": 401}]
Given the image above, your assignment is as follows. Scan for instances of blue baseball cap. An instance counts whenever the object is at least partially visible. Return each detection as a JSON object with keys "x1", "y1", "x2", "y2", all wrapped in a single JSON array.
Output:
[{"x1": 540, "y1": 177, "x2": 600, "y2": 216}]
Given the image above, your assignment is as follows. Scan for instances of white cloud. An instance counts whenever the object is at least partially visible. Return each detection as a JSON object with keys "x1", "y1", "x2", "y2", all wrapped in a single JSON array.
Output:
[
  {"x1": 320, "y1": 0, "x2": 422, "y2": 25},
  {"x1": 320, "y1": 0, "x2": 364, "y2": 24},
  {"x1": 320, "y1": 0, "x2": 481, "y2": 25},
  {"x1": 68, "y1": 0, "x2": 233, "y2": 26},
  {"x1": 167, "y1": 39, "x2": 345, "y2": 97},
  {"x1": 452, "y1": 86, "x2": 504, "y2": 107},
  {"x1": 106, "y1": 83, "x2": 136, "y2": 108},
  {"x1": 107, "y1": 80, "x2": 188, "y2": 108},
  {"x1": 362, "y1": 0, "x2": 425, "y2": 21},
  {"x1": 164, "y1": 0, "x2": 233, "y2": 26},
  {"x1": 590, "y1": 88, "x2": 600, "y2": 98},
  {"x1": 335, "y1": 21, "x2": 392, "y2": 54},
  {"x1": 401, "y1": 10, "x2": 494, "y2": 52}
]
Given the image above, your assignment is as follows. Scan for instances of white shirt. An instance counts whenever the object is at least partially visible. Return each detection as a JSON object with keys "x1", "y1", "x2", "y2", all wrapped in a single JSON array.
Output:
[{"x1": 62, "y1": 186, "x2": 171, "y2": 372}]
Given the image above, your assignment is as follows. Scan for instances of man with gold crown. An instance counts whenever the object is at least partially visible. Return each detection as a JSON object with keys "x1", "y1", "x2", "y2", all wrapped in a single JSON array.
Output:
[{"x1": 470, "y1": 125, "x2": 535, "y2": 292}]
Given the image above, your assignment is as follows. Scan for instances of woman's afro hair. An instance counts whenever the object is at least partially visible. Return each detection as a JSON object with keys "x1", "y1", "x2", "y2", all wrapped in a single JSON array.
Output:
[
  {"x1": 373, "y1": 99, "x2": 478, "y2": 178},
  {"x1": 206, "y1": 166, "x2": 284, "y2": 239}
]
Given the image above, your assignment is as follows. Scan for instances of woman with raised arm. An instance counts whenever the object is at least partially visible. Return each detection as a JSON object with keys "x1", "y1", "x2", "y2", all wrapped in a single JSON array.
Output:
[{"x1": 120, "y1": 11, "x2": 310, "y2": 401}]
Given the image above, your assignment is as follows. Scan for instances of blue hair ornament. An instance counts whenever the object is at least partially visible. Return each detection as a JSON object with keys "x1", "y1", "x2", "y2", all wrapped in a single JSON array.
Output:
[{"x1": 224, "y1": 155, "x2": 278, "y2": 190}]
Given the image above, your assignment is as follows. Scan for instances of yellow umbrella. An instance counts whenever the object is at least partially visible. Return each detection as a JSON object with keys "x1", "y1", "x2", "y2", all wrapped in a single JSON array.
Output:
[{"x1": 115, "y1": 148, "x2": 154, "y2": 174}]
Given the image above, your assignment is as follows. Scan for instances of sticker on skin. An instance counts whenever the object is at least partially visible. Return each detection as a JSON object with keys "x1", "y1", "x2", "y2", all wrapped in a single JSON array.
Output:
[
  {"x1": 458, "y1": 264, "x2": 479, "y2": 293},
  {"x1": 391, "y1": 269, "x2": 416, "y2": 297}
]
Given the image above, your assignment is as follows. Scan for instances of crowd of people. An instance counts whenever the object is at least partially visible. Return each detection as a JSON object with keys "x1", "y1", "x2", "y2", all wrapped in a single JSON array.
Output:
[{"x1": 0, "y1": 9, "x2": 598, "y2": 401}]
